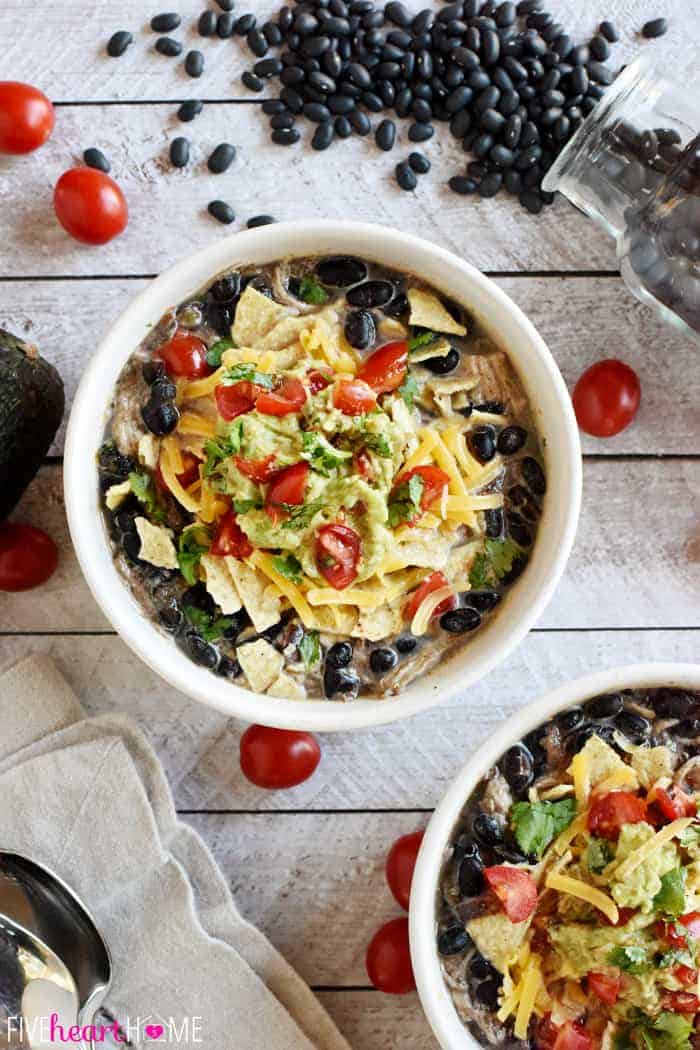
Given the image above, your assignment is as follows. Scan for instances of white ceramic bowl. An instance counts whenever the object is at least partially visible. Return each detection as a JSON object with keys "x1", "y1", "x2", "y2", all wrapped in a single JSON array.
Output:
[
  {"x1": 64, "y1": 220, "x2": 581, "y2": 732},
  {"x1": 410, "y1": 662, "x2": 700, "y2": 1050}
]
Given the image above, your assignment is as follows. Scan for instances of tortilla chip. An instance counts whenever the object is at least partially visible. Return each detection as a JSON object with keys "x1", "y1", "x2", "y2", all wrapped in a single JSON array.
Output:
[
  {"x1": 447, "y1": 542, "x2": 481, "y2": 589},
  {"x1": 232, "y1": 285, "x2": 292, "y2": 346},
  {"x1": 226, "y1": 558, "x2": 281, "y2": 632},
  {"x1": 105, "y1": 480, "x2": 132, "y2": 510},
  {"x1": 257, "y1": 315, "x2": 310, "y2": 353},
  {"x1": 266, "y1": 671, "x2": 307, "y2": 700},
  {"x1": 428, "y1": 376, "x2": 478, "y2": 395},
  {"x1": 137, "y1": 433, "x2": 160, "y2": 470},
  {"x1": 352, "y1": 602, "x2": 404, "y2": 642},
  {"x1": 200, "y1": 554, "x2": 242, "y2": 614},
  {"x1": 305, "y1": 605, "x2": 358, "y2": 635},
  {"x1": 237, "y1": 639, "x2": 284, "y2": 693},
  {"x1": 396, "y1": 530, "x2": 451, "y2": 569},
  {"x1": 411, "y1": 337, "x2": 453, "y2": 364},
  {"x1": 134, "y1": 517, "x2": 178, "y2": 570},
  {"x1": 408, "y1": 288, "x2": 467, "y2": 336}
]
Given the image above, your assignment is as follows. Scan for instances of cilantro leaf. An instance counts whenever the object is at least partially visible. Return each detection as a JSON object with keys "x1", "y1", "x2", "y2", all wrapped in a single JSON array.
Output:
[
  {"x1": 299, "y1": 631, "x2": 321, "y2": 670},
  {"x1": 468, "y1": 552, "x2": 493, "y2": 590},
  {"x1": 221, "y1": 363, "x2": 274, "y2": 389},
  {"x1": 408, "y1": 329, "x2": 439, "y2": 352},
  {"x1": 298, "y1": 275, "x2": 329, "y2": 305},
  {"x1": 203, "y1": 421, "x2": 244, "y2": 477},
  {"x1": 510, "y1": 798, "x2": 577, "y2": 859},
  {"x1": 206, "y1": 337, "x2": 234, "y2": 368},
  {"x1": 301, "y1": 432, "x2": 352, "y2": 476},
  {"x1": 586, "y1": 837, "x2": 614, "y2": 874},
  {"x1": 232, "y1": 498, "x2": 263, "y2": 513},
  {"x1": 280, "y1": 500, "x2": 324, "y2": 531},
  {"x1": 625, "y1": 1012, "x2": 694, "y2": 1050},
  {"x1": 272, "y1": 553, "x2": 303, "y2": 584},
  {"x1": 654, "y1": 868, "x2": 686, "y2": 918},
  {"x1": 177, "y1": 526, "x2": 210, "y2": 586},
  {"x1": 607, "y1": 945, "x2": 650, "y2": 974},
  {"x1": 658, "y1": 948, "x2": 695, "y2": 969},
  {"x1": 485, "y1": 537, "x2": 522, "y2": 580},
  {"x1": 183, "y1": 606, "x2": 235, "y2": 643},
  {"x1": 362, "y1": 432, "x2": 392, "y2": 457},
  {"x1": 128, "y1": 471, "x2": 164, "y2": 521},
  {"x1": 398, "y1": 372, "x2": 419, "y2": 409},
  {"x1": 387, "y1": 473, "x2": 424, "y2": 528}
]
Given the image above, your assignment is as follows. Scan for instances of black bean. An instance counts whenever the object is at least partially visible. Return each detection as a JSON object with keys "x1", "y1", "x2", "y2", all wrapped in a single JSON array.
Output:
[
  {"x1": 280, "y1": 88, "x2": 304, "y2": 114},
  {"x1": 83, "y1": 147, "x2": 110, "y2": 173},
  {"x1": 476, "y1": 978, "x2": 503, "y2": 1008},
  {"x1": 408, "y1": 121, "x2": 434, "y2": 142},
  {"x1": 247, "y1": 214, "x2": 276, "y2": 228},
  {"x1": 178, "y1": 99, "x2": 204, "y2": 121},
  {"x1": 599, "y1": 20, "x2": 619, "y2": 42},
  {"x1": 440, "y1": 607, "x2": 482, "y2": 633},
  {"x1": 501, "y1": 743, "x2": 534, "y2": 793},
  {"x1": 588, "y1": 60, "x2": 614, "y2": 85},
  {"x1": 473, "y1": 812, "x2": 503, "y2": 847},
  {"x1": 142, "y1": 360, "x2": 165, "y2": 385},
  {"x1": 585, "y1": 692, "x2": 624, "y2": 719},
  {"x1": 184, "y1": 50, "x2": 204, "y2": 78},
  {"x1": 316, "y1": 256, "x2": 367, "y2": 286},
  {"x1": 309, "y1": 70, "x2": 336, "y2": 93},
  {"x1": 255, "y1": 57, "x2": 283, "y2": 78},
  {"x1": 480, "y1": 107, "x2": 505, "y2": 133},
  {"x1": 589, "y1": 34, "x2": 610, "y2": 62},
  {"x1": 155, "y1": 36, "x2": 182, "y2": 56},
  {"x1": 504, "y1": 169, "x2": 521, "y2": 193},
  {"x1": 347, "y1": 280, "x2": 394, "y2": 307},
  {"x1": 216, "y1": 657, "x2": 242, "y2": 679},
  {"x1": 482, "y1": 507, "x2": 502, "y2": 540},
  {"x1": 242, "y1": 71, "x2": 264, "y2": 92},
  {"x1": 469, "y1": 952, "x2": 497, "y2": 982},
  {"x1": 334, "y1": 115, "x2": 352, "y2": 138},
  {"x1": 522, "y1": 456, "x2": 546, "y2": 494},
  {"x1": 615, "y1": 712, "x2": 652, "y2": 743},
  {"x1": 208, "y1": 199, "x2": 235, "y2": 225},
  {"x1": 497, "y1": 425, "x2": 527, "y2": 454},
  {"x1": 673, "y1": 719, "x2": 700, "y2": 738},
  {"x1": 324, "y1": 666, "x2": 360, "y2": 698},
  {"x1": 247, "y1": 27, "x2": 268, "y2": 56},
  {"x1": 653, "y1": 688, "x2": 695, "y2": 719},
  {"x1": 384, "y1": 292, "x2": 409, "y2": 318},
  {"x1": 327, "y1": 641, "x2": 353, "y2": 668},
  {"x1": 198, "y1": 10, "x2": 217, "y2": 36},
  {"x1": 107, "y1": 30, "x2": 133, "y2": 57},
  {"x1": 208, "y1": 143, "x2": 236, "y2": 174},
  {"x1": 215, "y1": 0, "x2": 235, "y2": 9},
  {"x1": 481, "y1": 27, "x2": 500, "y2": 65},
  {"x1": 234, "y1": 14, "x2": 256, "y2": 35},
  {"x1": 311, "y1": 121, "x2": 334, "y2": 149},
  {"x1": 395, "y1": 635, "x2": 417, "y2": 654},
  {"x1": 490, "y1": 144, "x2": 515, "y2": 167},
  {"x1": 270, "y1": 112, "x2": 294, "y2": 130},
  {"x1": 478, "y1": 171, "x2": 502, "y2": 196},
  {"x1": 408, "y1": 151, "x2": 431, "y2": 174},
  {"x1": 151, "y1": 12, "x2": 181, "y2": 33},
  {"x1": 437, "y1": 926, "x2": 470, "y2": 956},
  {"x1": 464, "y1": 590, "x2": 501, "y2": 613},
  {"x1": 423, "y1": 347, "x2": 460, "y2": 374},
  {"x1": 262, "y1": 21, "x2": 282, "y2": 46},
  {"x1": 472, "y1": 132, "x2": 494, "y2": 158},
  {"x1": 344, "y1": 309, "x2": 376, "y2": 350},
  {"x1": 186, "y1": 633, "x2": 219, "y2": 669},
  {"x1": 303, "y1": 101, "x2": 331, "y2": 122},
  {"x1": 169, "y1": 136, "x2": 190, "y2": 168},
  {"x1": 642, "y1": 18, "x2": 668, "y2": 39},
  {"x1": 349, "y1": 109, "x2": 372, "y2": 135},
  {"x1": 575, "y1": 722, "x2": 618, "y2": 751},
  {"x1": 458, "y1": 855, "x2": 484, "y2": 896},
  {"x1": 555, "y1": 706, "x2": 584, "y2": 734},
  {"x1": 469, "y1": 425, "x2": 497, "y2": 462},
  {"x1": 375, "y1": 118, "x2": 396, "y2": 151},
  {"x1": 370, "y1": 648, "x2": 399, "y2": 674},
  {"x1": 142, "y1": 398, "x2": 179, "y2": 436}
]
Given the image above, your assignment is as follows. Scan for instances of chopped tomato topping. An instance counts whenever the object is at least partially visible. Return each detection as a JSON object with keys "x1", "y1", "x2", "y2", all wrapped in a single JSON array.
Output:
[
  {"x1": 404, "y1": 571, "x2": 457, "y2": 623},
  {"x1": 601, "y1": 907, "x2": 636, "y2": 927},
  {"x1": 333, "y1": 378, "x2": 377, "y2": 415},
  {"x1": 355, "y1": 450, "x2": 375, "y2": 480},
  {"x1": 265, "y1": 462, "x2": 309, "y2": 524},
  {"x1": 552, "y1": 1022, "x2": 592, "y2": 1050},
  {"x1": 587, "y1": 791, "x2": 648, "y2": 840},
  {"x1": 394, "y1": 465, "x2": 450, "y2": 516},
  {"x1": 307, "y1": 369, "x2": 331, "y2": 394},
  {"x1": 156, "y1": 449, "x2": 200, "y2": 492},
  {"x1": 661, "y1": 991, "x2": 700, "y2": 1014},
  {"x1": 483, "y1": 865, "x2": 538, "y2": 923},
  {"x1": 256, "y1": 377, "x2": 307, "y2": 416},
  {"x1": 315, "y1": 523, "x2": 361, "y2": 590},
  {"x1": 234, "y1": 454, "x2": 278, "y2": 483},
  {"x1": 356, "y1": 340, "x2": 408, "y2": 394},
  {"x1": 210, "y1": 511, "x2": 252, "y2": 559},
  {"x1": 215, "y1": 380, "x2": 260, "y2": 421},
  {"x1": 650, "y1": 785, "x2": 697, "y2": 823},
  {"x1": 675, "y1": 964, "x2": 699, "y2": 987},
  {"x1": 658, "y1": 912, "x2": 700, "y2": 946},
  {"x1": 587, "y1": 970, "x2": 621, "y2": 1004},
  {"x1": 156, "y1": 330, "x2": 211, "y2": 378},
  {"x1": 534, "y1": 1015, "x2": 560, "y2": 1050}
]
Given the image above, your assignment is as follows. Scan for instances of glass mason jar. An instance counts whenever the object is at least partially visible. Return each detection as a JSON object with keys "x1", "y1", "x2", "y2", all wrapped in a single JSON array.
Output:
[{"x1": 542, "y1": 54, "x2": 700, "y2": 344}]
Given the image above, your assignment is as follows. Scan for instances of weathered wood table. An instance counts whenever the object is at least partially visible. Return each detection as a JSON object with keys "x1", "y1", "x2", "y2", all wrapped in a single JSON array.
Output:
[{"x1": 1, "y1": 0, "x2": 698, "y2": 1044}]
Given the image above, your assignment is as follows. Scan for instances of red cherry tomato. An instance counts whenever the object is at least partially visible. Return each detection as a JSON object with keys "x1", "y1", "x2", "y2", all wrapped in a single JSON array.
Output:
[
  {"x1": 156, "y1": 450, "x2": 200, "y2": 491},
  {"x1": 651, "y1": 785, "x2": 697, "y2": 823},
  {"x1": 256, "y1": 377, "x2": 307, "y2": 416},
  {"x1": 240, "y1": 725, "x2": 321, "y2": 789},
  {"x1": 53, "y1": 168, "x2": 128, "y2": 245},
  {"x1": 157, "y1": 330, "x2": 210, "y2": 379},
  {"x1": 365, "y1": 917, "x2": 415, "y2": 995},
  {"x1": 307, "y1": 369, "x2": 331, "y2": 394},
  {"x1": 587, "y1": 791, "x2": 648, "y2": 840},
  {"x1": 0, "y1": 81, "x2": 54, "y2": 154},
  {"x1": 333, "y1": 378, "x2": 377, "y2": 415},
  {"x1": 357, "y1": 340, "x2": 408, "y2": 394},
  {"x1": 674, "y1": 964, "x2": 699, "y2": 986},
  {"x1": 385, "y1": 831, "x2": 424, "y2": 911},
  {"x1": 394, "y1": 465, "x2": 450, "y2": 517},
  {"x1": 658, "y1": 912, "x2": 700, "y2": 946},
  {"x1": 215, "y1": 380, "x2": 259, "y2": 421},
  {"x1": 572, "y1": 359, "x2": 641, "y2": 438},
  {"x1": 315, "y1": 523, "x2": 361, "y2": 590},
  {"x1": 483, "y1": 865, "x2": 538, "y2": 923},
  {"x1": 552, "y1": 1021, "x2": 592, "y2": 1050},
  {"x1": 265, "y1": 462, "x2": 309, "y2": 524},
  {"x1": 234, "y1": 455, "x2": 278, "y2": 483},
  {"x1": 0, "y1": 523, "x2": 58, "y2": 592},
  {"x1": 661, "y1": 991, "x2": 700, "y2": 1014},
  {"x1": 210, "y1": 511, "x2": 252, "y2": 559},
  {"x1": 587, "y1": 970, "x2": 621, "y2": 1004},
  {"x1": 404, "y1": 570, "x2": 457, "y2": 623}
]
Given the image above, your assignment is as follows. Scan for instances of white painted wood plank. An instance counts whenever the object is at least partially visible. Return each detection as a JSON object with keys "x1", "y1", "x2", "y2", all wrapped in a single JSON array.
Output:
[
  {"x1": 0, "y1": 630, "x2": 696, "y2": 812},
  {"x1": 3, "y1": 277, "x2": 697, "y2": 457},
  {"x1": 4, "y1": 0, "x2": 691, "y2": 103},
  {"x1": 318, "y1": 992, "x2": 438, "y2": 1050}
]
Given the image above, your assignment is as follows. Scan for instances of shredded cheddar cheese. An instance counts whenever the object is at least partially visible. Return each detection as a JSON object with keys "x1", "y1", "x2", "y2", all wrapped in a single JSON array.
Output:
[{"x1": 545, "y1": 872, "x2": 619, "y2": 924}]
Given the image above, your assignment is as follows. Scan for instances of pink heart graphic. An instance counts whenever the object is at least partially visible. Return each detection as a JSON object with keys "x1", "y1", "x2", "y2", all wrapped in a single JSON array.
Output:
[{"x1": 145, "y1": 1025, "x2": 164, "y2": 1040}]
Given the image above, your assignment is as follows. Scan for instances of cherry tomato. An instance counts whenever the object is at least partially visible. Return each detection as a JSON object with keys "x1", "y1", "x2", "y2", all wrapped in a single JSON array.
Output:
[
  {"x1": 215, "y1": 380, "x2": 259, "y2": 421},
  {"x1": 661, "y1": 991, "x2": 700, "y2": 1014},
  {"x1": 675, "y1": 964, "x2": 699, "y2": 986},
  {"x1": 256, "y1": 377, "x2": 307, "y2": 416},
  {"x1": 404, "y1": 571, "x2": 457, "y2": 623},
  {"x1": 658, "y1": 912, "x2": 700, "y2": 946},
  {"x1": 210, "y1": 511, "x2": 252, "y2": 559},
  {"x1": 0, "y1": 523, "x2": 58, "y2": 592},
  {"x1": 587, "y1": 791, "x2": 648, "y2": 840},
  {"x1": 394, "y1": 465, "x2": 450, "y2": 517},
  {"x1": 385, "y1": 831, "x2": 424, "y2": 911},
  {"x1": 0, "y1": 81, "x2": 54, "y2": 154},
  {"x1": 53, "y1": 168, "x2": 128, "y2": 245},
  {"x1": 587, "y1": 970, "x2": 621, "y2": 1004},
  {"x1": 651, "y1": 785, "x2": 697, "y2": 823},
  {"x1": 357, "y1": 340, "x2": 408, "y2": 394},
  {"x1": 315, "y1": 523, "x2": 361, "y2": 590},
  {"x1": 552, "y1": 1021, "x2": 592, "y2": 1050},
  {"x1": 234, "y1": 455, "x2": 278, "y2": 483},
  {"x1": 265, "y1": 462, "x2": 309, "y2": 524},
  {"x1": 156, "y1": 450, "x2": 200, "y2": 491},
  {"x1": 572, "y1": 359, "x2": 641, "y2": 438},
  {"x1": 483, "y1": 865, "x2": 538, "y2": 923},
  {"x1": 307, "y1": 369, "x2": 331, "y2": 394},
  {"x1": 333, "y1": 378, "x2": 377, "y2": 415},
  {"x1": 240, "y1": 725, "x2": 321, "y2": 789},
  {"x1": 365, "y1": 917, "x2": 415, "y2": 995},
  {"x1": 157, "y1": 330, "x2": 210, "y2": 379}
]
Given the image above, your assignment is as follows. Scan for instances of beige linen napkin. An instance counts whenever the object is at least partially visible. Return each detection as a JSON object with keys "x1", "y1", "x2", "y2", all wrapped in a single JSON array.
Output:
[{"x1": 0, "y1": 655, "x2": 351, "y2": 1050}]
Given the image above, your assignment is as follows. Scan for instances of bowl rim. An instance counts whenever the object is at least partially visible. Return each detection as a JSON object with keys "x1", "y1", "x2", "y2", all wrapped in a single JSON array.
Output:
[
  {"x1": 64, "y1": 219, "x2": 582, "y2": 732},
  {"x1": 409, "y1": 661, "x2": 700, "y2": 1050}
]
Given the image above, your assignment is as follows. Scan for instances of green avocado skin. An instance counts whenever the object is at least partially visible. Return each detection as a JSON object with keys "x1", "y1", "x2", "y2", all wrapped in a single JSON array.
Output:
[{"x1": 0, "y1": 327, "x2": 65, "y2": 519}]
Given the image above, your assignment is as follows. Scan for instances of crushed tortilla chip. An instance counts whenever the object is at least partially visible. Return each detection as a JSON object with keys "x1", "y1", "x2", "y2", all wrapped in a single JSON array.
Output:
[
  {"x1": 134, "y1": 517, "x2": 178, "y2": 569},
  {"x1": 200, "y1": 554, "x2": 241, "y2": 614},
  {"x1": 226, "y1": 558, "x2": 281, "y2": 632},
  {"x1": 267, "y1": 671, "x2": 306, "y2": 700},
  {"x1": 105, "y1": 480, "x2": 132, "y2": 510},
  {"x1": 352, "y1": 602, "x2": 404, "y2": 642},
  {"x1": 236, "y1": 639, "x2": 284, "y2": 693},
  {"x1": 137, "y1": 434, "x2": 160, "y2": 470},
  {"x1": 408, "y1": 288, "x2": 467, "y2": 336},
  {"x1": 232, "y1": 285, "x2": 292, "y2": 346}
]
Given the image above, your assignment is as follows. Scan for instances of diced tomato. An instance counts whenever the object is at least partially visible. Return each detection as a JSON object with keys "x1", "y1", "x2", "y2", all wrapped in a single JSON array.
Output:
[
  {"x1": 210, "y1": 511, "x2": 252, "y2": 559},
  {"x1": 404, "y1": 571, "x2": 457, "y2": 623},
  {"x1": 662, "y1": 991, "x2": 700, "y2": 1014},
  {"x1": 215, "y1": 380, "x2": 260, "y2": 421},
  {"x1": 601, "y1": 907, "x2": 636, "y2": 927},
  {"x1": 658, "y1": 913, "x2": 700, "y2": 946},
  {"x1": 587, "y1": 791, "x2": 648, "y2": 841},
  {"x1": 307, "y1": 369, "x2": 331, "y2": 394},
  {"x1": 552, "y1": 1022, "x2": 592, "y2": 1050},
  {"x1": 651, "y1": 785, "x2": 697, "y2": 823},
  {"x1": 675, "y1": 965, "x2": 699, "y2": 987},
  {"x1": 483, "y1": 865, "x2": 538, "y2": 923},
  {"x1": 265, "y1": 462, "x2": 309, "y2": 524},
  {"x1": 156, "y1": 330, "x2": 210, "y2": 379},
  {"x1": 357, "y1": 340, "x2": 408, "y2": 394},
  {"x1": 333, "y1": 378, "x2": 377, "y2": 415},
  {"x1": 256, "y1": 377, "x2": 307, "y2": 416},
  {"x1": 315, "y1": 523, "x2": 361, "y2": 590},
  {"x1": 156, "y1": 450, "x2": 200, "y2": 492},
  {"x1": 355, "y1": 450, "x2": 374, "y2": 480},
  {"x1": 534, "y1": 1015, "x2": 560, "y2": 1050},
  {"x1": 234, "y1": 454, "x2": 278, "y2": 483},
  {"x1": 587, "y1": 970, "x2": 621, "y2": 1004},
  {"x1": 394, "y1": 465, "x2": 450, "y2": 515}
]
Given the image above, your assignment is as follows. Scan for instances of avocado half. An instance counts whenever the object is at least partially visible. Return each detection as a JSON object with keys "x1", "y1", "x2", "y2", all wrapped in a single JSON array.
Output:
[{"x1": 0, "y1": 328, "x2": 65, "y2": 519}]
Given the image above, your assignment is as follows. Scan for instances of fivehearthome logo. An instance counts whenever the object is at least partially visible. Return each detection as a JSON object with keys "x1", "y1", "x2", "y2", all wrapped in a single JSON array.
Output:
[{"x1": 6, "y1": 1014, "x2": 204, "y2": 1044}]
